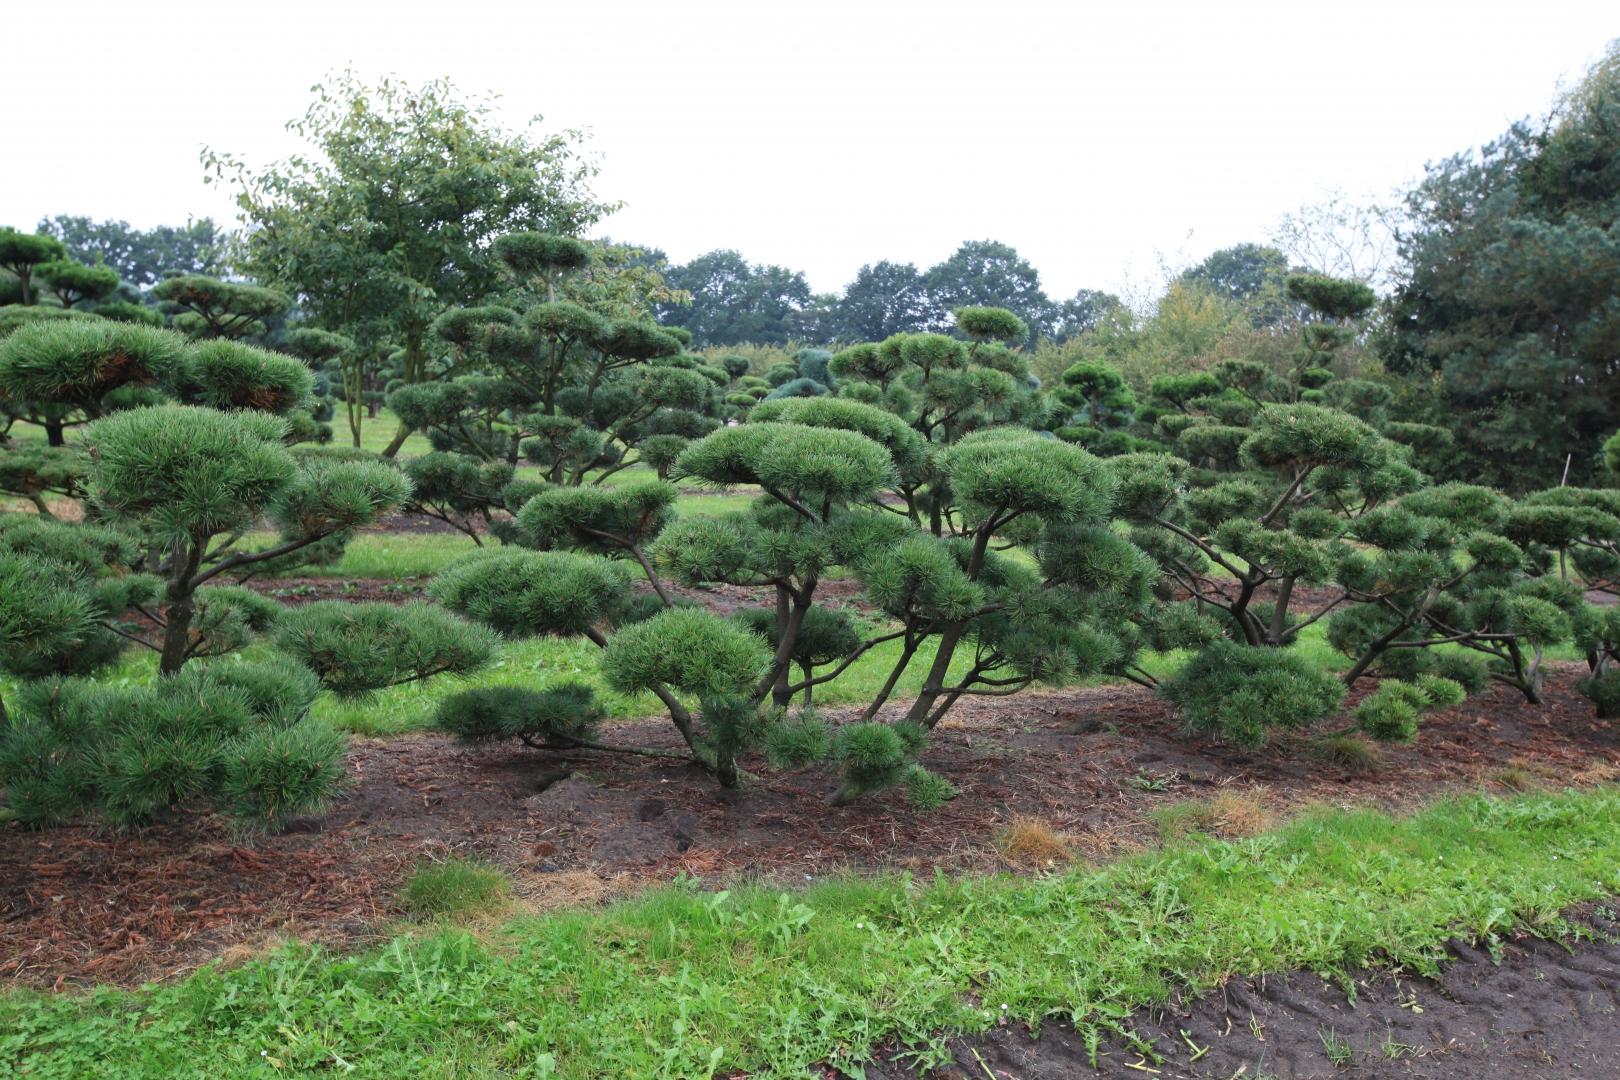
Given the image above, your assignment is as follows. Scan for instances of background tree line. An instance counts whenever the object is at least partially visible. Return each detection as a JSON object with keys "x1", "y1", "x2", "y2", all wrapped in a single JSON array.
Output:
[{"x1": 4, "y1": 39, "x2": 1618, "y2": 491}]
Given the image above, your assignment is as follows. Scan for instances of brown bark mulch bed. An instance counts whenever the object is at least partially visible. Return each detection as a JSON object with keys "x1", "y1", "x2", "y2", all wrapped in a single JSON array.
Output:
[{"x1": 2, "y1": 666, "x2": 1616, "y2": 989}]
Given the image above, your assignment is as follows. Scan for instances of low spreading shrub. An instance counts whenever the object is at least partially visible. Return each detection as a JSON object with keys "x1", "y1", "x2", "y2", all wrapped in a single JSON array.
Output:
[{"x1": 1158, "y1": 640, "x2": 1346, "y2": 748}]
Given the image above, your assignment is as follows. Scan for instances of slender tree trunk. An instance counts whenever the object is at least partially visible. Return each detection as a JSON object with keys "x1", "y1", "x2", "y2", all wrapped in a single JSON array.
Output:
[
  {"x1": 712, "y1": 749, "x2": 740, "y2": 789},
  {"x1": 380, "y1": 331, "x2": 426, "y2": 459},
  {"x1": 157, "y1": 541, "x2": 203, "y2": 676},
  {"x1": 772, "y1": 586, "x2": 793, "y2": 707},
  {"x1": 158, "y1": 590, "x2": 195, "y2": 676},
  {"x1": 904, "y1": 623, "x2": 966, "y2": 727},
  {"x1": 1504, "y1": 639, "x2": 1543, "y2": 705},
  {"x1": 858, "y1": 635, "x2": 920, "y2": 722},
  {"x1": 1268, "y1": 576, "x2": 1295, "y2": 644},
  {"x1": 1230, "y1": 577, "x2": 1263, "y2": 646},
  {"x1": 380, "y1": 426, "x2": 411, "y2": 458},
  {"x1": 43, "y1": 420, "x2": 65, "y2": 447}
]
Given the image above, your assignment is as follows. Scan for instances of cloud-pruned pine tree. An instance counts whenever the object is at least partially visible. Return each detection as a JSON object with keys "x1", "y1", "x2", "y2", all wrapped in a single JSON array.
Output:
[
  {"x1": 0, "y1": 334, "x2": 491, "y2": 830},
  {"x1": 433, "y1": 383, "x2": 1167, "y2": 804},
  {"x1": 385, "y1": 233, "x2": 741, "y2": 539},
  {"x1": 0, "y1": 228, "x2": 66, "y2": 306}
]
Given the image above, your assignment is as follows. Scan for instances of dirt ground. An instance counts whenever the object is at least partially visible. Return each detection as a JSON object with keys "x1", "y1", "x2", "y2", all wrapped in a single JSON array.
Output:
[
  {"x1": 2, "y1": 663, "x2": 1616, "y2": 989},
  {"x1": 868, "y1": 908, "x2": 1620, "y2": 1079}
]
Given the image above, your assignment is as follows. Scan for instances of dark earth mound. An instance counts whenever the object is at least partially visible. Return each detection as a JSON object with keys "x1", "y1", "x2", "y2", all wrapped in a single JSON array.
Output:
[{"x1": 864, "y1": 910, "x2": 1620, "y2": 1078}]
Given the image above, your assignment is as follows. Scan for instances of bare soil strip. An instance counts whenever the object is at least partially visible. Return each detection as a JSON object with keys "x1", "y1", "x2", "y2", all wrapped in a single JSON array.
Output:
[{"x1": 864, "y1": 910, "x2": 1620, "y2": 1079}]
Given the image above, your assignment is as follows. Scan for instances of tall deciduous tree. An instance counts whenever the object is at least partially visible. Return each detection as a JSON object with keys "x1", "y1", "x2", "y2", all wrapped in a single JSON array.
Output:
[
  {"x1": 1177, "y1": 243, "x2": 1295, "y2": 327},
  {"x1": 920, "y1": 240, "x2": 1052, "y2": 341},
  {"x1": 656, "y1": 250, "x2": 813, "y2": 346},
  {"x1": 35, "y1": 216, "x2": 229, "y2": 289},
  {"x1": 835, "y1": 260, "x2": 931, "y2": 342},
  {"x1": 1050, "y1": 288, "x2": 1127, "y2": 343},
  {"x1": 207, "y1": 72, "x2": 614, "y2": 456}
]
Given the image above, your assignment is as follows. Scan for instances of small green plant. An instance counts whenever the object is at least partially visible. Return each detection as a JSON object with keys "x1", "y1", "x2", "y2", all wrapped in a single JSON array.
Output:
[
  {"x1": 1380, "y1": 1027, "x2": 1417, "y2": 1060},
  {"x1": 1319, "y1": 1027, "x2": 1353, "y2": 1066},
  {"x1": 402, "y1": 858, "x2": 511, "y2": 919},
  {"x1": 1353, "y1": 676, "x2": 1463, "y2": 744}
]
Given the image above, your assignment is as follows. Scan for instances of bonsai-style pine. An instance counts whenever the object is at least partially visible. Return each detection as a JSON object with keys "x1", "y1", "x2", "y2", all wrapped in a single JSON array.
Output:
[
  {"x1": 0, "y1": 228, "x2": 67, "y2": 305},
  {"x1": 35, "y1": 259, "x2": 120, "y2": 309},
  {"x1": 0, "y1": 340, "x2": 491, "y2": 830},
  {"x1": 151, "y1": 275, "x2": 291, "y2": 340}
]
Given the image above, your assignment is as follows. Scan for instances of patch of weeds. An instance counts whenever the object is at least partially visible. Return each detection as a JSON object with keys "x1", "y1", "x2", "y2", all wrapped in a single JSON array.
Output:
[
  {"x1": 994, "y1": 816, "x2": 1074, "y2": 868},
  {"x1": 1492, "y1": 765, "x2": 1538, "y2": 792},
  {"x1": 1128, "y1": 770, "x2": 1172, "y2": 792},
  {"x1": 402, "y1": 857, "x2": 511, "y2": 919},
  {"x1": 1310, "y1": 733, "x2": 1381, "y2": 774},
  {"x1": 1380, "y1": 1026, "x2": 1418, "y2": 1059},
  {"x1": 1319, "y1": 1027, "x2": 1353, "y2": 1066},
  {"x1": 1152, "y1": 790, "x2": 1270, "y2": 842}
]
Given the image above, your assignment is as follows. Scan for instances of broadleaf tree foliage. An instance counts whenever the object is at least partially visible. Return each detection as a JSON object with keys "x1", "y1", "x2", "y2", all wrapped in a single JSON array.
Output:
[{"x1": 206, "y1": 72, "x2": 616, "y2": 456}]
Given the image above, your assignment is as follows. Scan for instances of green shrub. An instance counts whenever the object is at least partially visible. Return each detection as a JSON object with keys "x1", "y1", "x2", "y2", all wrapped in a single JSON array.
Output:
[
  {"x1": 435, "y1": 683, "x2": 602, "y2": 747},
  {"x1": 431, "y1": 550, "x2": 630, "y2": 637},
  {"x1": 0, "y1": 659, "x2": 339, "y2": 829},
  {"x1": 0, "y1": 319, "x2": 188, "y2": 416},
  {"x1": 177, "y1": 340, "x2": 314, "y2": 414},
  {"x1": 274, "y1": 601, "x2": 497, "y2": 696},
  {"x1": 764, "y1": 710, "x2": 832, "y2": 768},
  {"x1": 1352, "y1": 676, "x2": 1465, "y2": 744},
  {"x1": 1353, "y1": 683, "x2": 1426, "y2": 743},
  {"x1": 954, "y1": 305, "x2": 1027, "y2": 342},
  {"x1": 831, "y1": 722, "x2": 912, "y2": 801},
  {"x1": 220, "y1": 720, "x2": 349, "y2": 827},
  {"x1": 902, "y1": 765, "x2": 959, "y2": 810},
  {"x1": 1159, "y1": 640, "x2": 1346, "y2": 748},
  {"x1": 601, "y1": 608, "x2": 769, "y2": 699},
  {"x1": 1579, "y1": 670, "x2": 1620, "y2": 718}
]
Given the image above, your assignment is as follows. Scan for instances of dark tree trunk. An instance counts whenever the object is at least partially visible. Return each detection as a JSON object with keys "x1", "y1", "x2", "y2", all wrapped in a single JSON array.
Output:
[{"x1": 158, "y1": 591, "x2": 194, "y2": 675}]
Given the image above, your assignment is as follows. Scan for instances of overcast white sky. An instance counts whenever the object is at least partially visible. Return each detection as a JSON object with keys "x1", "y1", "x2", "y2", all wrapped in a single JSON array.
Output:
[{"x1": 4, "y1": 1, "x2": 1615, "y2": 298}]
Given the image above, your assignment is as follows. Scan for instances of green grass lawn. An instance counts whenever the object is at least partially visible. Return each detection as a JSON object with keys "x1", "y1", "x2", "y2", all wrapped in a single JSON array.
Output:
[
  {"x1": 240, "y1": 492, "x2": 752, "y2": 581},
  {"x1": 282, "y1": 532, "x2": 485, "y2": 579},
  {"x1": 1, "y1": 626, "x2": 976, "y2": 737},
  {"x1": 7, "y1": 554, "x2": 1579, "y2": 738},
  {"x1": 5, "y1": 786, "x2": 1617, "y2": 1078}
]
